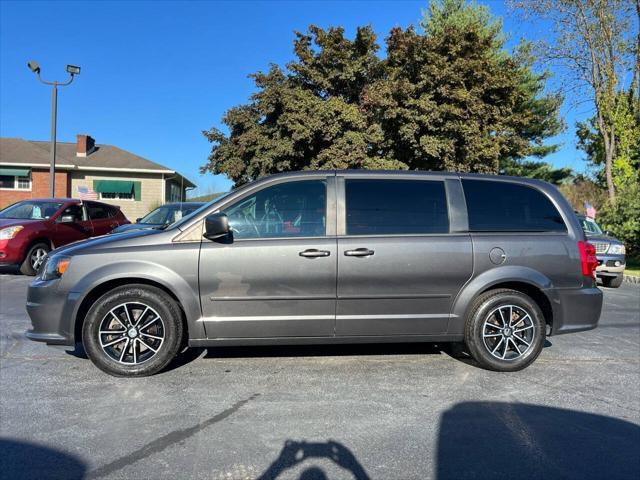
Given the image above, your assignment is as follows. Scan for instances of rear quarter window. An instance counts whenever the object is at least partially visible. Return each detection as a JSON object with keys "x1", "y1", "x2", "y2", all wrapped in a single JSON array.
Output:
[{"x1": 462, "y1": 179, "x2": 566, "y2": 232}]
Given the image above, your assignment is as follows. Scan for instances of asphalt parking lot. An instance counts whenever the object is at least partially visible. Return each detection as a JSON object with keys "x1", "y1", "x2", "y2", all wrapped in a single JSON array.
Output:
[{"x1": 1, "y1": 274, "x2": 639, "y2": 480}]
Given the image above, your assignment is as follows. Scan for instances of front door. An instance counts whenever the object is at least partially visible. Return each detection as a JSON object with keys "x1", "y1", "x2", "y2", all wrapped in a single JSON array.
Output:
[
  {"x1": 336, "y1": 177, "x2": 473, "y2": 336},
  {"x1": 53, "y1": 203, "x2": 93, "y2": 247},
  {"x1": 199, "y1": 177, "x2": 337, "y2": 338}
]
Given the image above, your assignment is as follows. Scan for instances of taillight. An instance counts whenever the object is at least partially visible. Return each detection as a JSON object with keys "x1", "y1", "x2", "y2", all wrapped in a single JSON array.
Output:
[{"x1": 578, "y1": 241, "x2": 597, "y2": 278}]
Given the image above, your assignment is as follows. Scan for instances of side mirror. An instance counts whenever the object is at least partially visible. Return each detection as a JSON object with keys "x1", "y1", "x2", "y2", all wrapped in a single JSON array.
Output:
[
  {"x1": 135, "y1": 217, "x2": 142, "y2": 223},
  {"x1": 59, "y1": 215, "x2": 76, "y2": 223},
  {"x1": 203, "y1": 212, "x2": 229, "y2": 240}
]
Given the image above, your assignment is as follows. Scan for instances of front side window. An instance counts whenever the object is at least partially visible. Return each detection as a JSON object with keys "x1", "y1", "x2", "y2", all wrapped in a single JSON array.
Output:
[
  {"x1": 580, "y1": 217, "x2": 603, "y2": 235},
  {"x1": 345, "y1": 179, "x2": 449, "y2": 235},
  {"x1": 60, "y1": 204, "x2": 87, "y2": 222},
  {"x1": 463, "y1": 179, "x2": 566, "y2": 232},
  {"x1": 223, "y1": 180, "x2": 326, "y2": 239}
]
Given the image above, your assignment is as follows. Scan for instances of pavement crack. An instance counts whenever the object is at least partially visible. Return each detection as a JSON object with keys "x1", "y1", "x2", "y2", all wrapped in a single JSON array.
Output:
[{"x1": 86, "y1": 393, "x2": 260, "y2": 479}]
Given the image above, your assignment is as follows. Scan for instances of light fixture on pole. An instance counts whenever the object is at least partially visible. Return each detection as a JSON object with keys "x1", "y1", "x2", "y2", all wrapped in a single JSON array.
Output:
[{"x1": 27, "y1": 60, "x2": 80, "y2": 197}]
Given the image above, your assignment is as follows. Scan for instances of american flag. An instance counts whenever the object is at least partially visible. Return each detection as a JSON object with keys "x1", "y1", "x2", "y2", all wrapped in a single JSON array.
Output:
[
  {"x1": 77, "y1": 185, "x2": 98, "y2": 200},
  {"x1": 585, "y1": 202, "x2": 597, "y2": 219}
]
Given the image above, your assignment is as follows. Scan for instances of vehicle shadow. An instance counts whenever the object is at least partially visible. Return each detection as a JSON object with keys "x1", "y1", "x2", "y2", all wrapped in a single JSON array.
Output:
[
  {"x1": 436, "y1": 402, "x2": 640, "y2": 479},
  {"x1": 257, "y1": 440, "x2": 371, "y2": 480},
  {"x1": 0, "y1": 438, "x2": 87, "y2": 480}
]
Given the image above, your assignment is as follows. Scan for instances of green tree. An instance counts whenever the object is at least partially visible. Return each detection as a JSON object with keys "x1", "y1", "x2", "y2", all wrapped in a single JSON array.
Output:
[
  {"x1": 202, "y1": 0, "x2": 563, "y2": 186},
  {"x1": 500, "y1": 157, "x2": 574, "y2": 185},
  {"x1": 510, "y1": 0, "x2": 638, "y2": 202}
]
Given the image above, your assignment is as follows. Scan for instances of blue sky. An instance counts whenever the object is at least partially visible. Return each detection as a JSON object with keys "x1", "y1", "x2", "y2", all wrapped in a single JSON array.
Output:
[{"x1": 1, "y1": 0, "x2": 594, "y2": 196}]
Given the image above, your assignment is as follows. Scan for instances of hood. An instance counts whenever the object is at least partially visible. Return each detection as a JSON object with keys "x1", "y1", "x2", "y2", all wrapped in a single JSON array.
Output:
[
  {"x1": 52, "y1": 227, "x2": 166, "y2": 257},
  {"x1": 110, "y1": 223, "x2": 161, "y2": 234},
  {"x1": 0, "y1": 218, "x2": 42, "y2": 229},
  {"x1": 584, "y1": 232, "x2": 622, "y2": 244}
]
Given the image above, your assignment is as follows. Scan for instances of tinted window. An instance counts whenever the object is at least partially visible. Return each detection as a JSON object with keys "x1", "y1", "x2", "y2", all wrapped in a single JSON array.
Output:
[
  {"x1": 87, "y1": 203, "x2": 110, "y2": 220},
  {"x1": 463, "y1": 179, "x2": 566, "y2": 232},
  {"x1": 61, "y1": 204, "x2": 86, "y2": 222},
  {"x1": 345, "y1": 179, "x2": 449, "y2": 235},
  {"x1": 223, "y1": 180, "x2": 326, "y2": 239}
]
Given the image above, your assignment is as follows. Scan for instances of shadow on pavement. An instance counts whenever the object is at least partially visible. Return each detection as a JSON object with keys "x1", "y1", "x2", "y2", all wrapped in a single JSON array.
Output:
[
  {"x1": 257, "y1": 440, "x2": 371, "y2": 480},
  {"x1": 0, "y1": 438, "x2": 87, "y2": 480},
  {"x1": 437, "y1": 402, "x2": 640, "y2": 479}
]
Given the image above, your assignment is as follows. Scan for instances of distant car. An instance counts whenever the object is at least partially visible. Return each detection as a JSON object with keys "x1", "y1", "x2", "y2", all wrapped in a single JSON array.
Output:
[
  {"x1": 110, "y1": 202, "x2": 204, "y2": 234},
  {"x1": 578, "y1": 215, "x2": 625, "y2": 288},
  {"x1": 0, "y1": 199, "x2": 129, "y2": 275}
]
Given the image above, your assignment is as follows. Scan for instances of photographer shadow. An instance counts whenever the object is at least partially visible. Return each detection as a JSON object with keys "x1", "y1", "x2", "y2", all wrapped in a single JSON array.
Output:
[{"x1": 257, "y1": 440, "x2": 371, "y2": 480}]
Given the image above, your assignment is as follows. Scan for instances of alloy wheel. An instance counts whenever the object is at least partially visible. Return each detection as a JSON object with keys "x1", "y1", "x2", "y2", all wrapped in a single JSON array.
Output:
[
  {"x1": 98, "y1": 302, "x2": 165, "y2": 365},
  {"x1": 30, "y1": 248, "x2": 48, "y2": 270},
  {"x1": 482, "y1": 304, "x2": 535, "y2": 361}
]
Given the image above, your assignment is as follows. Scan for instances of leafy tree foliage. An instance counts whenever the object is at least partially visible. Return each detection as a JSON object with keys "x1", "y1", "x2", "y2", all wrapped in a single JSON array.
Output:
[
  {"x1": 202, "y1": 0, "x2": 563, "y2": 185},
  {"x1": 577, "y1": 90, "x2": 640, "y2": 260}
]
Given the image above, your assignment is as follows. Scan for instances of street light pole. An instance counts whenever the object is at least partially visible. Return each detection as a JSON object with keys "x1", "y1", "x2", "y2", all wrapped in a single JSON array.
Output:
[
  {"x1": 27, "y1": 61, "x2": 81, "y2": 197},
  {"x1": 49, "y1": 82, "x2": 57, "y2": 197}
]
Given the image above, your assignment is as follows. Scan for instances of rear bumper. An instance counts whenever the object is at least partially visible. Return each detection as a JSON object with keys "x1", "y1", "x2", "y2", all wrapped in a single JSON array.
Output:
[
  {"x1": 549, "y1": 286, "x2": 603, "y2": 335},
  {"x1": 25, "y1": 278, "x2": 79, "y2": 347}
]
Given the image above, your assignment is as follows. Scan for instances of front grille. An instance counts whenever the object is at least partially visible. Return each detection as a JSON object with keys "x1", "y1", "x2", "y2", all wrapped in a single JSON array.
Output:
[{"x1": 593, "y1": 241, "x2": 610, "y2": 254}]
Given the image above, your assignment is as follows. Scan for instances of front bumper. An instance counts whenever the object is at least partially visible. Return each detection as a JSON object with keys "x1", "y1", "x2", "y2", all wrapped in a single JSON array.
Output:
[
  {"x1": 595, "y1": 253, "x2": 625, "y2": 276},
  {"x1": 549, "y1": 286, "x2": 603, "y2": 335},
  {"x1": 25, "y1": 278, "x2": 80, "y2": 347}
]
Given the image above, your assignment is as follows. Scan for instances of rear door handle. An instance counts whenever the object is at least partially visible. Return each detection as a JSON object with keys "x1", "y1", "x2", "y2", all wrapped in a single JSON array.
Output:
[
  {"x1": 299, "y1": 249, "x2": 331, "y2": 258},
  {"x1": 344, "y1": 248, "x2": 375, "y2": 257}
]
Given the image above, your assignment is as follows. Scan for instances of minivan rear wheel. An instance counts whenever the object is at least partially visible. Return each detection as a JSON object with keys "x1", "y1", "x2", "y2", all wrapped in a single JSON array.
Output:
[
  {"x1": 464, "y1": 289, "x2": 545, "y2": 372},
  {"x1": 82, "y1": 284, "x2": 183, "y2": 377}
]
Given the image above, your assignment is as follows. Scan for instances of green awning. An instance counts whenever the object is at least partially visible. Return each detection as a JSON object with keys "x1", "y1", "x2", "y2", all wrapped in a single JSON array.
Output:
[
  {"x1": 93, "y1": 180, "x2": 134, "y2": 194},
  {"x1": 0, "y1": 167, "x2": 30, "y2": 177}
]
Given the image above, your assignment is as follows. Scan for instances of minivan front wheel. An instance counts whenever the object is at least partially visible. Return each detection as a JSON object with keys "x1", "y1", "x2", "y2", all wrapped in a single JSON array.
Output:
[
  {"x1": 82, "y1": 285, "x2": 183, "y2": 377},
  {"x1": 465, "y1": 289, "x2": 545, "y2": 372}
]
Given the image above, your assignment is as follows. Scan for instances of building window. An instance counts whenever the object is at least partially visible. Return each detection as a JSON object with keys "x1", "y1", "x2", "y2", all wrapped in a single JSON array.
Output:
[
  {"x1": 0, "y1": 171, "x2": 31, "y2": 190},
  {"x1": 100, "y1": 191, "x2": 134, "y2": 201},
  {"x1": 169, "y1": 183, "x2": 182, "y2": 202}
]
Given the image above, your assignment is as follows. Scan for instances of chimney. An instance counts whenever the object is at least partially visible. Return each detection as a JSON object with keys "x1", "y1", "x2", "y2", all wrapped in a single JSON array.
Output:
[{"x1": 76, "y1": 134, "x2": 95, "y2": 157}]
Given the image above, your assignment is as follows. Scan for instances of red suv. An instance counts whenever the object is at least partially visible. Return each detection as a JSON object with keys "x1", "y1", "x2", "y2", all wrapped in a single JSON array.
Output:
[{"x1": 0, "y1": 198, "x2": 129, "y2": 275}]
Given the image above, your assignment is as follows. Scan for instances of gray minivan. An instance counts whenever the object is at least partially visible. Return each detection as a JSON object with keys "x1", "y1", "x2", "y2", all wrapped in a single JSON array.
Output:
[{"x1": 26, "y1": 171, "x2": 603, "y2": 376}]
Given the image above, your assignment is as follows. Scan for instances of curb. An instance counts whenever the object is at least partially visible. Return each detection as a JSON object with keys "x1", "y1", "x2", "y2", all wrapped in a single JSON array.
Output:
[{"x1": 624, "y1": 274, "x2": 640, "y2": 284}]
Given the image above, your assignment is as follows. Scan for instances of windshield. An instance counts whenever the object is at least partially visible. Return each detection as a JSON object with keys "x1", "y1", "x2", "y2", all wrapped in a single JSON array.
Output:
[
  {"x1": 579, "y1": 216, "x2": 603, "y2": 235},
  {"x1": 0, "y1": 201, "x2": 63, "y2": 220},
  {"x1": 140, "y1": 205, "x2": 178, "y2": 225},
  {"x1": 166, "y1": 191, "x2": 237, "y2": 231}
]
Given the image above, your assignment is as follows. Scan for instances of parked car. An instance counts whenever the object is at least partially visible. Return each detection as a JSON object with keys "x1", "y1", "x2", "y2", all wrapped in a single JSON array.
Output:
[
  {"x1": 0, "y1": 198, "x2": 129, "y2": 275},
  {"x1": 25, "y1": 171, "x2": 602, "y2": 376},
  {"x1": 110, "y1": 202, "x2": 204, "y2": 234},
  {"x1": 577, "y1": 214, "x2": 626, "y2": 288}
]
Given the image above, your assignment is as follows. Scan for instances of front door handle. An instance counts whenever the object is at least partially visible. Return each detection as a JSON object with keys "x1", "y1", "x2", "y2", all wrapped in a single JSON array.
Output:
[
  {"x1": 344, "y1": 248, "x2": 375, "y2": 257},
  {"x1": 299, "y1": 249, "x2": 331, "y2": 258}
]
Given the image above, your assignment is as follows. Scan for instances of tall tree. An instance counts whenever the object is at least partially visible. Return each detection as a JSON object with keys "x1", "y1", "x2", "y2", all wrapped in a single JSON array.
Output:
[
  {"x1": 203, "y1": 0, "x2": 563, "y2": 186},
  {"x1": 510, "y1": 0, "x2": 638, "y2": 202}
]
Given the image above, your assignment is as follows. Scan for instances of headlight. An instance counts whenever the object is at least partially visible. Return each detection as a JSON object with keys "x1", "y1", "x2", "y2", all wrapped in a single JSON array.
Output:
[
  {"x1": 0, "y1": 226, "x2": 24, "y2": 240},
  {"x1": 607, "y1": 244, "x2": 625, "y2": 255},
  {"x1": 41, "y1": 255, "x2": 72, "y2": 281}
]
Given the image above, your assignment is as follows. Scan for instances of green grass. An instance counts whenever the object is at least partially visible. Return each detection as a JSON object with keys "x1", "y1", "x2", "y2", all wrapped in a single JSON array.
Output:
[{"x1": 625, "y1": 259, "x2": 640, "y2": 277}]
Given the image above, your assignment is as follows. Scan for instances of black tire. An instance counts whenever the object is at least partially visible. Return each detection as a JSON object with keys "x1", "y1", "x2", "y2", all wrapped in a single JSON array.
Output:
[
  {"x1": 464, "y1": 289, "x2": 546, "y2": 372},
  {"x1": 82, "y1": 284, "x2": 183, "y2": 377},
  {"x1": 602, "y1": 275, "x2": 623, "y2": 288},
  {"x1": 19, "y1": 242, "x2": 50, "y2": 276}
]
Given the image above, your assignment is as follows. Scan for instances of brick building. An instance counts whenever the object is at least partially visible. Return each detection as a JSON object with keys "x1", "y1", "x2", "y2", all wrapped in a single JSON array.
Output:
[{"x1": 0, "y1": 135, "x2": 195, "y2": 220}]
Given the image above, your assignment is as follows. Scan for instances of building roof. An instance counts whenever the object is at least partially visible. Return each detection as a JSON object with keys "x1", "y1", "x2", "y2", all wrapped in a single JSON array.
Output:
[{"x1": 0, "y1": 137, "x2": 195, "y2": 187}]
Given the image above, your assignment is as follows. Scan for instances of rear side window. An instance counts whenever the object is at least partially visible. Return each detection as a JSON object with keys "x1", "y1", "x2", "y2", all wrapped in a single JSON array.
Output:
[
  {"x1": 345, "y1": 179, "x2": 449, "y2": 235},
  {"x1": 462, "y1": 179, "x2": 566, "y2": 232},
  {"x1": 86, "y1": 203, "x2": 110, "y2": 220}
]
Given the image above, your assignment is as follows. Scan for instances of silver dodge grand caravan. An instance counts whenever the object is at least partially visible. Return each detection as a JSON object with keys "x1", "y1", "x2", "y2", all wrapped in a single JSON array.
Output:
[{"x1": 26, "y1": 171, "x2": 603, "y2": 376}]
